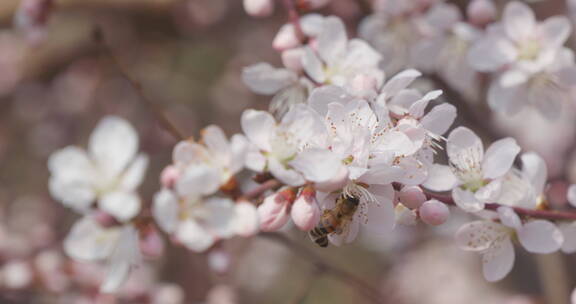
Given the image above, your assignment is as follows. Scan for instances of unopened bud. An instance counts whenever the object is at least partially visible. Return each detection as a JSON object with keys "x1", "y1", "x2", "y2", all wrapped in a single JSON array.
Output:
[
  {"x1": 208, "y1": 249, "x2": 231, "y2": 274},
  {"x1": 160, "y1": 165, "x2": 180, "y2": 189},
  {"x1": 398, "y1": 186, "x2": 427, "y2": 209},
  {"x1": 139, "y1": 227, "x2": 164, "y2": 259},
  {"x1": 419, "y1": 200, "x2": 450, "y2": 226},
  {"x1": 467, "y1": 0, "x2": 496, "y2": 27},
  {"x1": 243, "y1": 0, "x2": 274, "y2": 17},
  {"x1": 291, "y1": 186, "x2": 320, "y2": 231},
  {"x1": 257, "y1": 187, "x2": 296, "y2": 231},
  {"x1": 273, "y1": 24, "x2": 300, "y2": 51}
]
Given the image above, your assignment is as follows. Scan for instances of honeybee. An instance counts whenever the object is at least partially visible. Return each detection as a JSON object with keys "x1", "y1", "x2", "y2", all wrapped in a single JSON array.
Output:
[{"x1": 309, "y1": 194, "x2": 360, "y2": 248}]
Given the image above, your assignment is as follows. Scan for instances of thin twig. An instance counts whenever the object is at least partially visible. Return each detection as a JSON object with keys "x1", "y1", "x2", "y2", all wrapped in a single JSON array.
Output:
[
  {"x1": 426, "y1": 73, "x2": 504, "y2": 141},
  {"x1": 281, "y1": 0, "x2": 306, "y2": 42},
  {"x1": 425, "y1": 190, "x2": 576, "y2": 221},
  {"x1": 93, "y1": 27, "x2": 186, "y2": 141},
  {"x1": 260, "y1": 232, "x2": 386, "y2": 304},
  {"x1": 239, "y1": 179, "x2": 282, "y2": 201}
]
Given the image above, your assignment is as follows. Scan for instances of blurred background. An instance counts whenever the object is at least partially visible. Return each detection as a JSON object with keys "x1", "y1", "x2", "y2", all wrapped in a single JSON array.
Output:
[{"x1": 0, "y1": 0, "x2": 576, "y2": 303}]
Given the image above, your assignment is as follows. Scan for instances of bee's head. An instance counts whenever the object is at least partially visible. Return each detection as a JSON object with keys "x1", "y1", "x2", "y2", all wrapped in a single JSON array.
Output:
[{"x1": 343, "y1": 194, "x2": 360, "y2": 206}]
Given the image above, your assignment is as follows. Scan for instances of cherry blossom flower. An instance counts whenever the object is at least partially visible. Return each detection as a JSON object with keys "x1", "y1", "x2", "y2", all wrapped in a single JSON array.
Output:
[
  {"x1": 63, "y1": 216, "x2": 141, "y2": 293},
  {"x1": 468, "y1": 1, "x2": 576, "y2": 118},
  {"x1": 241, "y1": 105, "x2": 326, "y2": 186},
  {"x1": 319, "y1": 183, "x2": 395, "y2": 246},
  {"x1": 424, "y1": 127, "x2": 520, "y2": 212},
  {"x1": 170, "y1": 125, "x2": 247, "y2": 193},
  {"x1": 153, "y1": 183, "x2": 258, "y2": 252},
  {"x1": 302, "y1": 16, "x2": 382, "y2": 87},
  {"x1": 456, "y1": 207, "x2": 563, "y2": 281},
  {"x1": 48, "y1": 116, "x2": 148, "y2": 222},
  {"x1": 272, "y1": 14, "x2": 325, "y2": 51}
]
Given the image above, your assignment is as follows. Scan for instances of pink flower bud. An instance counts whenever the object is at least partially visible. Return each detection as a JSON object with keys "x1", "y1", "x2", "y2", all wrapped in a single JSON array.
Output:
[
  {"x1": 243, "y1": 0, "x2": 274, "y2": 17},
  {"x1": 315, "y1": 166, "x2": 349, "y2": 192},
  {"x1": 139, "y1": 227, "x2": 164, "y2": 259},
  {"x1": 419, "y1": 200, "x2": 450, "y2": 226},
  {"x1": 291, "y1": 186, "x2": 320, "y2": 231},
  {"x1": 257, "y1": 188, "x2": 296, "y2": 231},
  {"x1": 467, "y1": 0, "x2": 496, "y2": 27},
  {"x1": 282, "y1": 48, "x2": 305, "y2": 72},
  {"x1": 160, "y1": 165, "x2": 180, "y2": 189},
  {"x1": 398, "y1": 186, "x2": 427, "y2": 209},
  {"x1": 273, "y1": 25, "x2": 300, "y2": 51}
]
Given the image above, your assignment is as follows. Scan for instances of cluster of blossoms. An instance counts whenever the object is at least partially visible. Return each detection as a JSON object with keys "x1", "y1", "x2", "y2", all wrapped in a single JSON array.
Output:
[
  {"x1": 43, "y1": 0, "x2": 576, "y2": 297},
  {"x1": 360, "y1": 0, "x2": 576, "y2": 119}
]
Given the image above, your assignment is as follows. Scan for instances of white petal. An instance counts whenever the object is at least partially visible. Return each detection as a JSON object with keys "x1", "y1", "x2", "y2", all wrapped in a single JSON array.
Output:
[
  {"x1": 48, "y1": 177, "x2": 96, "y2": 212},
  {"x1": 302, "y1": 47, "x2": 326, "y2": 83},
  {"x1": 64, "y1": 217, "x2": 118, "y2": 261},
  {"x1": 482, "y1": 237, "x2": 515, "y2": 282},
  {"x1": 422, "y1": 164, "x2": 459, "y2": 192},
  {"x1": 100, "y1": 225, "x2": 140, "y2": 293},
  {"x1": 452, "y1": 187, "x2": 485, "y2": 212},
  {"x1": 497, "y1": 206, "x2": 522, "y2": 229},
  {"x1": 420, "y1": 103, "x2": 457, "y2": 136},
  {"x1": 229, "y1": 134, "x2": 248, "y2": 174},
  {"x1": 447, "y1": 127, "x2": 484, "y2": 169},
  {"x1": 518, "y1": 220, "x2": 564, "y2": 254},
  {"x1": 317, "y1": 16, "x2": 347, "y2": 65},
  {"x1": 559, "y1": 222, "x2": 576, "y2": 253},
  {"x1": 482, "y1": 138, "x2": 520, "y2": 179},
  {"x1": 568, "y1": 184, "x2": 576, "y2": 208},
  {"x1": 152, "y1": 189, "x2": 179, "y2": 233},
  {"x1": 455, "y1": 220, "x2": 508, "y2": 251},
  {"x1": 408, "y1": 90, "x2": 443, "y2": 118},
  {"x1": 521, "y1": 152, "x2": 547, "y2": 195},
  {"x1": 364, "y1": 184, "x2": 395, "y2": 233},
  {"x1": 487, "y1": 78, "x2": 524, "y2": 116},
  {"x1": 475, "y1": 179, "x2": 502, "y2": 203},
  {"x1": 503, "y1": 1, "x2": 535, "y2": 41},
  {"x1": 48, "y1": 146, "x2": 96, "y2": 210},
  {"x1": 118, "y1": 154, "x2": 148, "y2": 191},
  {"x1": 468, "y1": 37, "x2": 517, "y2": 71},
  {"x1": 268, "y1": 157, "x2": 305, "y2": 186},
  {"x1": 289, "y1": 148, "x2": 342, "y2": 183},
  {"x1": 245, "y1": 144, "x2": 266, "y2": 172},
  {"x1": 381, "y1": 69, "x2": 421, "y2": 98},
  {"x1": 99, "y1": 191, "x2": 141, "y2": 223},
  {"x1": 89, "y1": 116, "x2": 138, "y2": 179},
  {"x1": 233, "y1": 202, "x2": 259, "y2": 237},
  {"x1": 176, "y1": 164, "x2": 222, "y2": 197},
  {"x1": 540, "y1": 16, "x2": 571, "y2": 48},
  {"x1": 202, "y1": 125, "x2": 230, "y2": 164},
  {"x1": 328, "y1": 216, "x2": 360, "y2": 246},
  {"x1": 241, "y1": 109, "x2": 275, "y2": 152},
  {"x1": 100, "y1": 262, "x2": 130, "y2": 293},
  {"x1": 172, "y1": 140, "x2": 197, "y2": 166},
  {"x1": 203, "y1": 198, "x2": 237, "y2": 239},
  {"x1": 308, "y1": 85, "x2": 353, "y2": 116},
  {"x1": 241, "y1": 63, "x2": 296, "y2": 95},
  {"x1": 176, "y1": 220, "x2": 215, "y2": 252}
]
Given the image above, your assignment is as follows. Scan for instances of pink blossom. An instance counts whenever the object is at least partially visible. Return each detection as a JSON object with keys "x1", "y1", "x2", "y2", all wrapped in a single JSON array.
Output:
[{"x1": 290, "y1": 186, "x2": 321, "y2": 231}]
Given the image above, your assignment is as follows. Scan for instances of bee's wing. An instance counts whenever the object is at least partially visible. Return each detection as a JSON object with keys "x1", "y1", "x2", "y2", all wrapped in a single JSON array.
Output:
[{"x1": 328, "y1": 218, "x2": 360, "y2": 246}]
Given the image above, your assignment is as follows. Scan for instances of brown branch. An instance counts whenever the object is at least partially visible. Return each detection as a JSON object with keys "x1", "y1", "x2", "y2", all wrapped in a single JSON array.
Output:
[
  {"x1": 426, "y1": 73, "x2": 504, "y2": 142},
  {"x1": 281, "y1": 0, "x2": 305, "y2": 42},
  {"x1": 92, "y1": 27, "x2": 186, "y2": 141},
  {"x1": 424, "y1": 190, "x2": 576, "y2": 221},
  {"x1": 260, "y1": 232, "x2": 386, "y2": 304}
]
